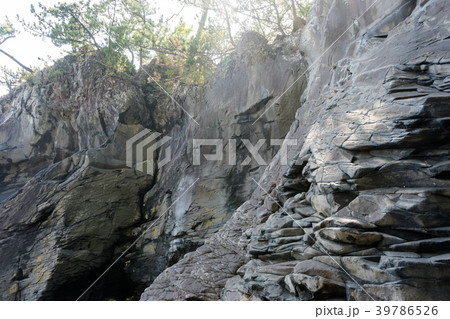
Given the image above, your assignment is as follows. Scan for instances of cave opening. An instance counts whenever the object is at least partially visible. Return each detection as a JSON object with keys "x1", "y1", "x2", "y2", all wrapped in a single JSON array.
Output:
[{"x1": 41, "y1": 261, "x2": 143, "y2": 301}]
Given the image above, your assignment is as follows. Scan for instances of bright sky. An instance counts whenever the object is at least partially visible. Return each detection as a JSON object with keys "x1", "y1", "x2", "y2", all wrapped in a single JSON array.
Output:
[
  {"x1": 0, "y1": 0, "x2": 199, "y2": 96},
  {"x1": 1, "y1": 1, "x2": 63, "y2": 70}
]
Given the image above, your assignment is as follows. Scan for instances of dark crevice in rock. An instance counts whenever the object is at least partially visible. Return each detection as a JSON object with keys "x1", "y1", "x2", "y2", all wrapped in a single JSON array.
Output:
[
  {"x1": 434, "y1": 171, "x2": 450, "y2": 180},
  {"x1": 43, "y1": 258, "x2": 138, "y2": 301}
]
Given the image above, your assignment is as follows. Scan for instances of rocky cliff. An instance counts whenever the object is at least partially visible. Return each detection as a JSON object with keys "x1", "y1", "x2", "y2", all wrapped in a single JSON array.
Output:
[{"x1": 1, "y1": 0, "x2": 450, "y2": 301}]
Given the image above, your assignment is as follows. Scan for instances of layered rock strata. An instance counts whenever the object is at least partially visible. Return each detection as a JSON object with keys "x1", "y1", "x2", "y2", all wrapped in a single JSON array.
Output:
[{"x1": 142, "y1": 0, "x2": 450, "y2": 301}]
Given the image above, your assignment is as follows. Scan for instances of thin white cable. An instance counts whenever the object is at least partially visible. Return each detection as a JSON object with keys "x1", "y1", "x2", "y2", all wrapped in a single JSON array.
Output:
[
  {"x1": 252, "y1": 0, "x2": 381, "y2": 125},
  {"x1": 76, "y1": 177, "x2": 199, "y2": 301}
]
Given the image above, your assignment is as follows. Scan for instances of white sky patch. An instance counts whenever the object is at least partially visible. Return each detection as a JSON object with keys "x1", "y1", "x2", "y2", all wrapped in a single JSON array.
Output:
[
  {"x1": 0, "y1": 0, "x2": 200, "y2": 96},
  {"x1": 1, "y1": 0, "x2": 64, "y2": 69}
]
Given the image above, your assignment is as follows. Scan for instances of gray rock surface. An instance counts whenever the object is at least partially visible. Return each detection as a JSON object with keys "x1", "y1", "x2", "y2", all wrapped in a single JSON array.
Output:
[
  {"x1": 0, "y1": 32, "x2": 307, "y2": 299},
  {"x1": 122, "y1": 31, "x2": 307, "y2": 292},
  {"x1": 1, "y1": 0, "x2": 449, "y2": 301},
  {"x1": 0, "y1": 54, "x2": 164, "y2": 300},
  {"x1": 141, "y1": 0, "x2": 450, "y2": 301}
]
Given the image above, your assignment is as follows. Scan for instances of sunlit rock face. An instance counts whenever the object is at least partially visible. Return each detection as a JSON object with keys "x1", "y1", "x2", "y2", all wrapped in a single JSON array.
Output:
[
  {"x1": 0, "y1": 55, "x2": 143, "y2": 201},
  {"x1": 0, "y1": 53, "x2": 163, "y2": 300},
  {"x1": 0, "y1": 29, "x2": 307, "y2": 299},
  {"x1": 1, "y1": 0, "x2": 449, "y2": 301},
  {"x1": 121, "y1": 31, "x2": 308, "y2": 295},
  {"x1": 142, "y1": 0, "x2": 450, "y2": 301}
]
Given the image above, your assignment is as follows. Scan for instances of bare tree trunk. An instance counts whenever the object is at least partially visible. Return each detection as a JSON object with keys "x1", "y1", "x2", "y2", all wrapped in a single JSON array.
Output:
[
  {"x1": 222, "y1": 3, "x2": 235, "y2": 47},
  {"x1": 68, "y1": 11, "x2": 102, "y2": 51},
  {"x1": 194, "y1": 0, "x2": 211, "y2": 45},
  {"x1": 271, "y1": 0, "x2": 286, "y2": 36},
  {"x1": 108, "y1": 0, "x2": 117, "y2": 49},
  {"x1": 291, "y1": 0, "x2": 298, "y2": 20},
  {"x1": 139, "y1": 3, "x2": 147, "y2": 68},
  {"x1": 0, "y1": 49, "x2": 33, "y2": 73},
  {"x1": 188, "y1": 0, "x2": 211, "y2": 63},
  {"x1": 249, "y1": 2, "x2": 267, "y2": 38},
  {"x1": 129, "y1": 47, "x2": 135, "y2": 66}
]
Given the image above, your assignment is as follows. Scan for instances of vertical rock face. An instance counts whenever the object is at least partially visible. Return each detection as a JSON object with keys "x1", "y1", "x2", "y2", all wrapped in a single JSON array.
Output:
[
  {"x1": 1, "y1": 0, "x2": 449, "y2": 301},
  {"x1": 141, "y1": 0, "x2": 450, "y2": 301},
  {"x1": 0, "y1": 157, "x2": 153, "y2": 300},
  {"x1": 0, "y1": 56, "x2": 134, "y2": 201},
  {"x1": 0, "y1": 54, "x2": 162, "y2": 300},
  {"x1": 0, "y1": 32, "x2": 307, "y2": 299},
  {"x1": 124, "y1": 31, "x2": 308, "y2": 291}
]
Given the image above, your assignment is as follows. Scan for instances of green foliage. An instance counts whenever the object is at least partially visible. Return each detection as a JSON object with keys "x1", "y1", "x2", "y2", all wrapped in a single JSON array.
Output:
[
  {"x1": 0, "y1": 67, "x2": 27, "y2": 92},
  {"x1": 24, "y1": 1, "x2": 131, "y2": 73},
  {"x1": 235, "y1": 0, "x2": 312, "y2": 39},
  {"x1": 295, "y1": 0, "x2": 312, "y2": 18},
  {"x1": 0, "y1": 18, "x2": 16, "y2": 44},
  {"x1": 8, "y1": 0, "x2": 312, "y2": 91},
  {"x1": 23, "y1": 0, "x2": 218, "y2": 84}
]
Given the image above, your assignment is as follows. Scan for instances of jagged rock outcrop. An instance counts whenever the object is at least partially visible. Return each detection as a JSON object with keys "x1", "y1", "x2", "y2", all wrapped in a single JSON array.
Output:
[
  {"x1": 0, "y1": 53, "x2": 166, "y2": 300},
  {"x1": 0, "y1": 32, "x2": 307, "y2": 300},
  {"x1": 1, "y1": 0, "x2": 449, "y2": 301},
  {"x1": 119, "y1": 31, "x2": 307, "y2": 292},
  {"x1": 141, "y1": 0, "x2": 450, "y2": 301},
  {"x1": 0, "y1": 56, "x2": 137, "y2": 201}
]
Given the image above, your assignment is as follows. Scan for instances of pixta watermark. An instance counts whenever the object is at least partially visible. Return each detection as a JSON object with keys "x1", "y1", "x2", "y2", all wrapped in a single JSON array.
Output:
[
  {"x1": 126, "y1": 130, "x2": 298, "y2": 175},
  {"x1": 126, "y1": 129, "x2": 172, "y2": 175}
]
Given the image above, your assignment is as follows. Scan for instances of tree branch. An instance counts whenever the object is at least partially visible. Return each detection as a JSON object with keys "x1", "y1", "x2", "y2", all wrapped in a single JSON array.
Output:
[
  {"x1": 67, "y1": 9, "x2": 102, "y2": 50},
  {"x1": 222, "y1": 3, "x2": 235, "y2": 47},
  {"x1": 271, "y1": 0, "x2": 287, "y2": 36},
  {"x1": 0, "y1": 35, "x2": 14, "y2": 46},
  {"x1": 0, "y1": 49, "x2": 33, "y2": 73}
]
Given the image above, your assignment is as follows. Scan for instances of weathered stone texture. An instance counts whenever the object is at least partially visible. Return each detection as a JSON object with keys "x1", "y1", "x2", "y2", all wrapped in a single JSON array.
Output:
[
  {"x1": 142, "y1": 0, "x2": 450, "y2": 301},
  {"x1": 1, "y1": 0, "x2": 449, "y2": 301}
]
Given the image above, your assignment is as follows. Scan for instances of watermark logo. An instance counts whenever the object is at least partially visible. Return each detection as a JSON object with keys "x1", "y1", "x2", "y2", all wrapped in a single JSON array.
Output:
[
  {"x1": 126, "y1": 129, "x2": 171, "y2": 175},
  {"x1": 126, "y1": 130, "x2": 299, "y2": 175},
  {"x1": 193, "y1": 138, "x2": 297, "y2": 166}
]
